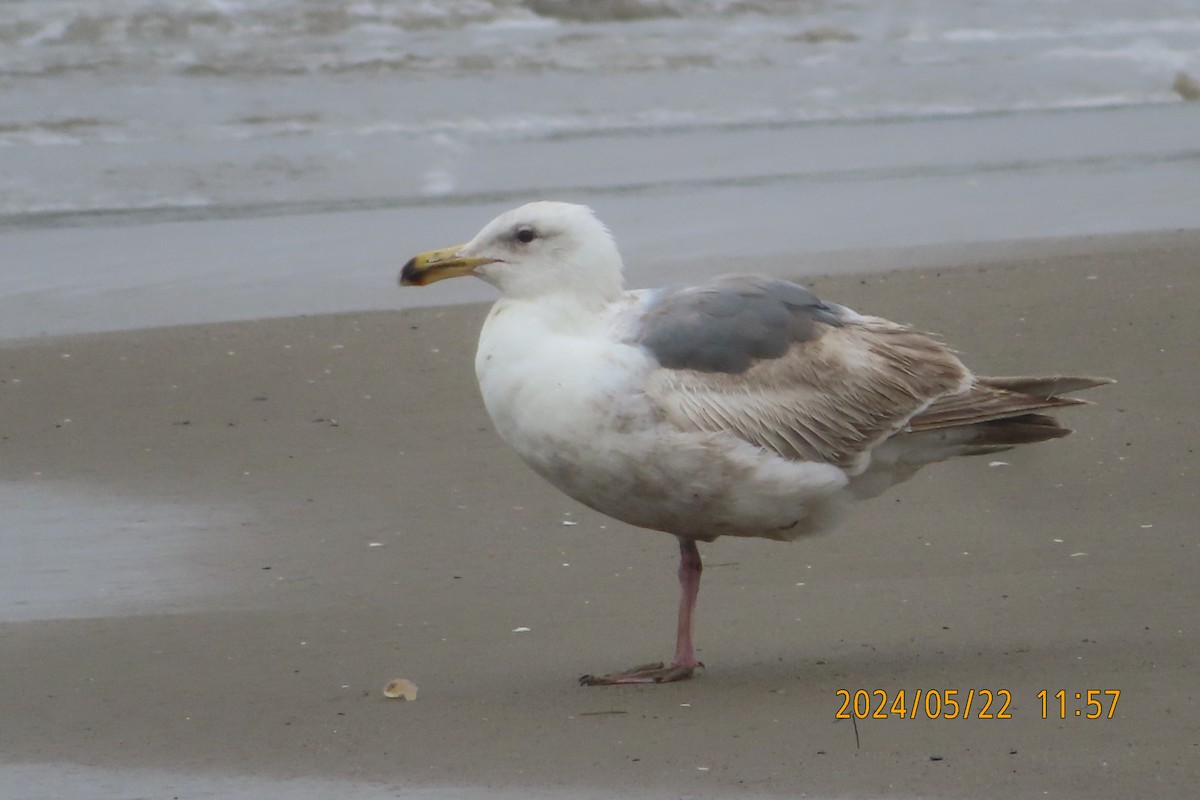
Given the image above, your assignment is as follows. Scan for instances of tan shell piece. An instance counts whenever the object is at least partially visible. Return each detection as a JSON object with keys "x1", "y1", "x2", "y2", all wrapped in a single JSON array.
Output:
[{"x1": 383, "y1": 678, "x2": 418, "y2": 700}]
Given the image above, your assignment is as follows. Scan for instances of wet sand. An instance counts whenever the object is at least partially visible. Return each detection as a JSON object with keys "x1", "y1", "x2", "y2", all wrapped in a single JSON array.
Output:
[{"x1": 2, "y1": 231, "x2": 1198, "y2": 798}]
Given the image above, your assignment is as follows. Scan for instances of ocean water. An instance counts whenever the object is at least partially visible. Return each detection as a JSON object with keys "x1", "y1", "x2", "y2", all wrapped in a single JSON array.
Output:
[
  {"x1": 2, "y1": 0, "x2": 1197, "y2": 221},
  {"x1": 1, "y1": 0, "x2": 1198, "y2": 335}
]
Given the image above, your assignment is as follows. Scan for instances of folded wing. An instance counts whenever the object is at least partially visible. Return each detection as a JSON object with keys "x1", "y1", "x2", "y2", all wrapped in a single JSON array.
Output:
[
  {"x1": 631, "y1": 275, "x2": 1111, "y2": 474},
  {"x1": 632, "y1": 275, "x2": 969, "y2": 472}
]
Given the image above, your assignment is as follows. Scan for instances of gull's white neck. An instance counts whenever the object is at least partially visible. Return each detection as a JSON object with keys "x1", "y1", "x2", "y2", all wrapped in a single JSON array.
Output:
[{"x1": 496, "y1": 290, "x2": 616, "y2": 333}]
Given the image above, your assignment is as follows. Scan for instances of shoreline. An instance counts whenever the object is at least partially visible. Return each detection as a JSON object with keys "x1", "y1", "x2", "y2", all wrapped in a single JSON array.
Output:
[
  {"x1": 4, "y1": 225, "x2": 1199, "y2": 345},
  {"x1": 2, "y1": 229, "x2": 1197, "y2": 798}
]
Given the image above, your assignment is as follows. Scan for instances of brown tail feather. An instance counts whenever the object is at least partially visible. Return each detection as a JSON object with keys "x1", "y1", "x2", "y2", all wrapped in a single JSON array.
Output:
[
  {"x1": 974, "y1": 412, "x2": 1073, "y2": 444},
  {"x1": 979, "y1": 375, "x2": 1115, "y2": 397},
  {"x1": 908, "y1": 392, "x2": 1086, "y2": 432},
  {"x1": 907, "y1": 375, "x2": 1111, "y2": 440}
]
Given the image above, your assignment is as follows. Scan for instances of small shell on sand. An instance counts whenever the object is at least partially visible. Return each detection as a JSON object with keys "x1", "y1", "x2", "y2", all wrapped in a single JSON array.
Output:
[
  {"x1": 1173, "y1": 71, "x2": 1200, "y2": 101},
  {"x1": 383, "y1": 678, "x2": 418, "y2": 700}
]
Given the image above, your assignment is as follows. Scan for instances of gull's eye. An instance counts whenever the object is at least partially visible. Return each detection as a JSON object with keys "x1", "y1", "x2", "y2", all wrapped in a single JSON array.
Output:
[{"x1": 514, "y1": 226, "x2": 536, "y2": 244}]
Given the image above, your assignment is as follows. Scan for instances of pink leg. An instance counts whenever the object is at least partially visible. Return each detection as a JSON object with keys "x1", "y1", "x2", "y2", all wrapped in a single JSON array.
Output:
[
  {"x1": 579, "y1": 537, "x2": 704, "y2": 686},
  {"x1": 671, "y1": 537, "x2": 703, "y2": 669}
]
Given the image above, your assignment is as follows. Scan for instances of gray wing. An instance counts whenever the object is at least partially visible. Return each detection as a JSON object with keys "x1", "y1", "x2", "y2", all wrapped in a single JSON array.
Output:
[
  {"x1": 634, "y1": 275, "x2": 845, "y2": 374},
  {"x1": 631, "y1": 275, "x2": 971, "y2": 470}
]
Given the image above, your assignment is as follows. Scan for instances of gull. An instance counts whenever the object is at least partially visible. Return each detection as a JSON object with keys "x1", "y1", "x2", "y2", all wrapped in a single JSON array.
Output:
[{"x1": 400, "y1": 201, "x2": 1110, "y2": 685}]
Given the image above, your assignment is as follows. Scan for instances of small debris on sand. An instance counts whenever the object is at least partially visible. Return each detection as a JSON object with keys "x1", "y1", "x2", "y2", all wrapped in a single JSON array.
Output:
[{"x1": 383, "y1": 678, "x2": 418, "y2": 700}]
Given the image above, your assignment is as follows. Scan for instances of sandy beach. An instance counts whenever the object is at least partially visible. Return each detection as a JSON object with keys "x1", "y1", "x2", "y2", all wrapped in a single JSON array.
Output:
[{"x1": 2, "y1": 229, "x2": 1197, "y2": 798}]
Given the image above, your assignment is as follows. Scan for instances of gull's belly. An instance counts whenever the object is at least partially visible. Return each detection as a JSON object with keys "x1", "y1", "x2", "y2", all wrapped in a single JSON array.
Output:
[
  {"x1": 497, "y1": 405, "x2": 848, "y2": 540},
  {"x1": 477, "y1": 346, "x2": 847, "y2": 540}
]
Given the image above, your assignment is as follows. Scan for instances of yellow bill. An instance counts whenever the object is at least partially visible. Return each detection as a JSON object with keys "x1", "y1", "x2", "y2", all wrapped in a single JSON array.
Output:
[{"x1": 399, "y1": 245, "x2": 493, "y2": 286}]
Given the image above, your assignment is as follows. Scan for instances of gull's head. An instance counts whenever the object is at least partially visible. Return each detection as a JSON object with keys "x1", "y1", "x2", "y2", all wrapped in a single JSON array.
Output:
[{"x1": 400, "y1": 201, "x2": 624, "y2": 302}]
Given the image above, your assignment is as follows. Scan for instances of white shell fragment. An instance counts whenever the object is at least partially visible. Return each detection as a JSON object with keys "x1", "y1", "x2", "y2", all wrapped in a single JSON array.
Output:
[{"x1": 383, "y1": 678, "x2": 418, "y2": 700}]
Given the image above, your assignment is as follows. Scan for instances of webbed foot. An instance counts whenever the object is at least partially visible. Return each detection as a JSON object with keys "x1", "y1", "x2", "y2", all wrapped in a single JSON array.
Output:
[{"x1": 579, "y1": 661, "x2": 700, "y2": 686}]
